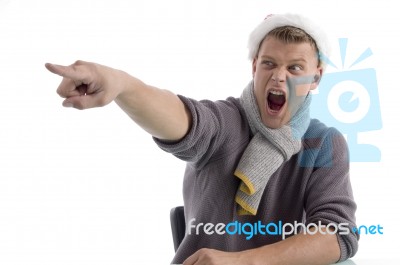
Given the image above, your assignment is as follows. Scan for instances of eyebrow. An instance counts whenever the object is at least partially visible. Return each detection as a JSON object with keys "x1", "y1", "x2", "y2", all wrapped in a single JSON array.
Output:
[{"x1": 260, "y1": 55, "x2": 308, "y2": 64}]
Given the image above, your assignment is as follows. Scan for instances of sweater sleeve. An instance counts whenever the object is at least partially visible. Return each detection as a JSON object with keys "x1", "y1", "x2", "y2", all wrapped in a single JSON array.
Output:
[
  {"x1": 153, "y1": 95, "x2": 249, "y2": 168},
  {"x1": 303, "y1": 127, "x2": 359, "y2": 262}
]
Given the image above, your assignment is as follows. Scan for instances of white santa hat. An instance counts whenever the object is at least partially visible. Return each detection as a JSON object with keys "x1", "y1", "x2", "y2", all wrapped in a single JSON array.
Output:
[{"x1": 247, "y1": 13, "x2": 330, "y2": 62}]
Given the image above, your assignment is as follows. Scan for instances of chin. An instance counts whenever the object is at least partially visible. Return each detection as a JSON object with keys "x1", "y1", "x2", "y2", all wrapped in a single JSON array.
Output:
[{"x1": 262, "y1": 117, "x2": 284, "y2": 129}]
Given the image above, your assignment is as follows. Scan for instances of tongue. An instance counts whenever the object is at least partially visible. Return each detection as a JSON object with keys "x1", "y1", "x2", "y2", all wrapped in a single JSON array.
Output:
[{"x1": 268, "y1": 94, "x2": 285, "y2": 111}]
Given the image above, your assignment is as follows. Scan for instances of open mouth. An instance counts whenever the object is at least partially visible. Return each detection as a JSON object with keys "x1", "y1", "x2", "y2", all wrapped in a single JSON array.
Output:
[{"x1": 267, "y1": 90, "x2": 286, "y2": 112}]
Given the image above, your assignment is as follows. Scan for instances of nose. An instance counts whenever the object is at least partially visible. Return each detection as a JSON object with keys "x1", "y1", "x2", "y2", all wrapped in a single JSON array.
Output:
[{"x1": 271, "y1": 68, "x2": 285, "y2": 83}]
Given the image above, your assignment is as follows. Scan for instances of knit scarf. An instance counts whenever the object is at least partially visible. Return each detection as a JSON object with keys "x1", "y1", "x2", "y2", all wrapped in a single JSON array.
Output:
[{"x1": 235, "y1": 80, "x2": 311, "y2": 215}]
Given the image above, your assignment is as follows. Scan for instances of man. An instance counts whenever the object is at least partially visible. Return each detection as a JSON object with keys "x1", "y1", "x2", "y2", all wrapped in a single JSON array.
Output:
[{"x1": 46, "y1": 13, "x2": 358, "y2": 265}]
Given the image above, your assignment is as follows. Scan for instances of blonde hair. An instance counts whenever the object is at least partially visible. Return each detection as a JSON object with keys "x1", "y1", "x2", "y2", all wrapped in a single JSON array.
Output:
[{"x1": 260, "y1": 26, "x2": 321, "y2": 67}]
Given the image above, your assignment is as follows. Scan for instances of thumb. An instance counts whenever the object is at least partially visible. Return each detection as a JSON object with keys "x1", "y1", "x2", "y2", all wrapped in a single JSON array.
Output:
[{"x1": 62, "y1": 91, "x2": 109, "y2": 110}]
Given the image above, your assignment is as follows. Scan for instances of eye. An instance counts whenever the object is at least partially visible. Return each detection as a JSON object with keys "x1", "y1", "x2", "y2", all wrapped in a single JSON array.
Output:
[
  {"x1": 261, "y1": 60, "x2": 275, "y2": 67},
  {"x1": 289, "y1": 65, "x2": 303, "y2": 71}
]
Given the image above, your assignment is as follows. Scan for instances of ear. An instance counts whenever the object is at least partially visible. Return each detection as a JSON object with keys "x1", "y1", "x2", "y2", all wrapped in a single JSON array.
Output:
[
  {"x1": 310, "y1": 67, "x2": 323, "y2": 90},
  {"x1": 252, "y1": 57, "x2": 258, "y2": 77}
]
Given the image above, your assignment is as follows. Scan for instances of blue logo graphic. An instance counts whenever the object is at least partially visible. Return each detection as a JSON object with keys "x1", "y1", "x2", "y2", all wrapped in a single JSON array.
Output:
[{"x1": 310, "y1": 38, "x2": 382, "y2": 162}]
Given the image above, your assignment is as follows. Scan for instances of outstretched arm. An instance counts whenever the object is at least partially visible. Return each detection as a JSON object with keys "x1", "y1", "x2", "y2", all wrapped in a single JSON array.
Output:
[{"x1": 45, "y1": 60, "x2": 191, "y2": 141}]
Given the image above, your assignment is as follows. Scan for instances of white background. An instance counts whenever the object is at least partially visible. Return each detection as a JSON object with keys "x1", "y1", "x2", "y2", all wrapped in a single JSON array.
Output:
[{"x1": 0, "y1": 0, "x2": 398, "y2": 264}]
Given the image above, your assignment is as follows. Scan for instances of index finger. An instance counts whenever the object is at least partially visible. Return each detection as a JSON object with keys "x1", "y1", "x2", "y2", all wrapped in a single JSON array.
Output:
[{"x1": 45, "y1": 62, "x2": 87, "y2": 82}]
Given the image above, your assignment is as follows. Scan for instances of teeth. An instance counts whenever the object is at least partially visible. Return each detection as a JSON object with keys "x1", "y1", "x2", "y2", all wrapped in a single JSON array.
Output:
[{"x1": 269, "y1": 90, "x2": 284, "y2": 96}]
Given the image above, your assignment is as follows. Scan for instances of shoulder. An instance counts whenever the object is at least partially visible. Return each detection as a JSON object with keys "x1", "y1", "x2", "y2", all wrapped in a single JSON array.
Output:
[
  {"x1": 178, "y1": 95, "x2": 243, "y2": 114},
  {"x1": 178, "y1": 95, "x2": 247, "y2": 129},
  {"x1": 201, "y1": 96, "x2": 244, "y2": 117},
  {"x1": 303, "y1": 119, "x2": 346, "y2": 144},
  {"x1": 215, "y1": 97, "x2": 246, "y2": 123},
  {"x1": 163, "y1": 95, "x2": 250, "y2": 165},
  {"x1": 300, "y1": 119, "x2": 349, "y2": 167}
]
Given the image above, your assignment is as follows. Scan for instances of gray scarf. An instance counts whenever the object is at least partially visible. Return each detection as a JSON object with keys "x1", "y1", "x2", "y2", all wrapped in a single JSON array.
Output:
[{"x1": 235, "y1": 80, "x2": 311, "y2": 215}]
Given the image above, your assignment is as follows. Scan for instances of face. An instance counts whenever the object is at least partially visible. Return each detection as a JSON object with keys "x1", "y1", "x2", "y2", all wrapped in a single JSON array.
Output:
[{"x1": 252, "y1": 36, "x2": 322, "y2": 128}]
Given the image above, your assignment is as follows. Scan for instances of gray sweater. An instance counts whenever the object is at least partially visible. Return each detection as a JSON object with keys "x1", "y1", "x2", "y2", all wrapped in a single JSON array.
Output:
[{"x1": 155, "y1": 96, "x2": 359, "y2": 264}]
